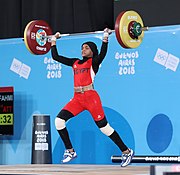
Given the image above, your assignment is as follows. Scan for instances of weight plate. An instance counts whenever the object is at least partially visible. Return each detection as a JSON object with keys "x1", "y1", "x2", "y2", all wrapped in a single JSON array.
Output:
[
  {"x1": 24, "y1": 20, "x2": 52, "y2": 55},
  {"x1": 115, "y1": 11, "x2": 129, "y2": 48},
  {"x1": 115, "y1": 10, "x2": 144, "y2": 48}
]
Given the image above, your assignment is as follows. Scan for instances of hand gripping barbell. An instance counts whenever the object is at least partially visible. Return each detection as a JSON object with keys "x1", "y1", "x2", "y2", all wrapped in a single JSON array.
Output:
[{"x1": 24, "y1": 10, "x2": 148, "y2": 55}]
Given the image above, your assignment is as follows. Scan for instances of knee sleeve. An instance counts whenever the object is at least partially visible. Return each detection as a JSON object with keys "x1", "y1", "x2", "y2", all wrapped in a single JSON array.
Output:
[
  {"x1": 55, "y1": 117, "x2": 66, "y2": 130},
  {"x1": 100, "y1": 123, "x2": 114, "y2": 136}
]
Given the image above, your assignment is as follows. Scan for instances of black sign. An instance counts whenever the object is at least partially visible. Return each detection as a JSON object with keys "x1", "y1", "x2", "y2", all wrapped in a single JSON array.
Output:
[
  {"x1": 31, "y1": 114, "x2": 52, "y2": 164},
  {"x1": 0, "y1": 87, "x2": 14, "y2": 135}
]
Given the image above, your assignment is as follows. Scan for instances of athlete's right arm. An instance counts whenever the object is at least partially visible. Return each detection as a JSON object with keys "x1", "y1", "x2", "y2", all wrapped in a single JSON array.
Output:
[
  {"x1": 51, "y1": 45, "x2": 77, "y2": 66},
  {"x1": 51, "y1": 33, "x2": 77, "y2": 66}
]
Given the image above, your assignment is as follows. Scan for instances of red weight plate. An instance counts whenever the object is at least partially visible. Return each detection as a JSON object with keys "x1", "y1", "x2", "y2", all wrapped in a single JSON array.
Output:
[
  {"x1": 24, "y1": 20, "x2": 52, "y2": 55},
  {"x1": 115, "y1": 11, "x2": 129, "y2": 49}
]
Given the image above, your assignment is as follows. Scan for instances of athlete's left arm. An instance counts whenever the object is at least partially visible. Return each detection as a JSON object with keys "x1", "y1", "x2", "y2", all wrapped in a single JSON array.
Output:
[
  {"x1": 94, "y1": 28, "x2": 111, "y2": 65},
  {"x1": 92, "y1": 28, "x2": 111, "y2": 73},
  {"x1": 92, "y1": 41, "x2": 108, "y2": 74},
  {"x1": 97, "y1": 41, "x2": 108, "y2": 64}
]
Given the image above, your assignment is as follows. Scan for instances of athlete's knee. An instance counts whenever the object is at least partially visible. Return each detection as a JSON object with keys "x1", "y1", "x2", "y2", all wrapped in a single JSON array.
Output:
[
  {"x1": 55, "y1": 110, "x2": 74, "y2": 130},
  {"x1": 100, "y1": 123, "x2": 114, "y2": 136},
  {"x1": 95, "y1": 117, "x2": 114, "y2": 136},
  {"x1": 55, "y1": 117, "x2": 66, "y2": 130}
]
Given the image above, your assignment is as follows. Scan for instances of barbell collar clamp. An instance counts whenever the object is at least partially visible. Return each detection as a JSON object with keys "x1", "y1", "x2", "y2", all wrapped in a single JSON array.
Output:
[{"x1": 141, "y1": 27, "x2": 149, "y2": 31}]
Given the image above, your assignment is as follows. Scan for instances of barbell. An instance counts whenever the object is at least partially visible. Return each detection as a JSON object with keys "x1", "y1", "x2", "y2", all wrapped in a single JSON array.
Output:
[{"x1": 24, "y1": 10, "x2": 148, "y2": 55}]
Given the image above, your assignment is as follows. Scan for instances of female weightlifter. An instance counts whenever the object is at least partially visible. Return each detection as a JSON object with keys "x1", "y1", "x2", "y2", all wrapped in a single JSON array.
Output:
[{"x1": 50, "y1": 29, "x2": 134, "y2": 167}]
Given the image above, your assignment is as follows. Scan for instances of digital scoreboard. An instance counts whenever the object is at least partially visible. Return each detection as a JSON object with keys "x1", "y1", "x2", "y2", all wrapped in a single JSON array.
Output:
[{"x1": 0, "y1": 86, "x2": 14, "y2": 135}]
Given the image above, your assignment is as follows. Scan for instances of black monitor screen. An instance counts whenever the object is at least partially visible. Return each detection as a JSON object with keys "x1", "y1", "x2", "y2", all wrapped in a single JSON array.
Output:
[{"x1": 0, "y1": 86, "x2": 14, "y2": 135}]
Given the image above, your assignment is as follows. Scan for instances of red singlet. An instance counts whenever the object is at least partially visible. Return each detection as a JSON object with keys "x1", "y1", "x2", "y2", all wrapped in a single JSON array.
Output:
[{"x1": 63, "y1": 58, "x2": 105, "y2": 121}]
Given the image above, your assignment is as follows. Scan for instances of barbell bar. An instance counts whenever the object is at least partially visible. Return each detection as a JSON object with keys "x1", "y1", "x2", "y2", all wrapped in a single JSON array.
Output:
[
  {"x1": 24, "y1": 10, "x2": 149, "y2": 55},
  {"x1": 41, "y1": 30, "x2": 113, "y2": 39},
  {"x1": 111, "y1": 155, "x2": 180, "y2": 163}
]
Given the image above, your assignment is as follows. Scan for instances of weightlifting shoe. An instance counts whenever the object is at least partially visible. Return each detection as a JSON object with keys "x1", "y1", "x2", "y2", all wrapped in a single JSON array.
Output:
[
  {"x1": 121, "y1": 148, "x2": 134, "y2": 167},
  {"x1": 61, "y1": 149, "x2": 77, "y2": 163}
]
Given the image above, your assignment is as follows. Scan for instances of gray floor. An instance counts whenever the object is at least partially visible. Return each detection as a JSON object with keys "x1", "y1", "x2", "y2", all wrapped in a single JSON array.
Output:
[{"x1": 0, "y1": 164, "x2": 149, "y2": 175}]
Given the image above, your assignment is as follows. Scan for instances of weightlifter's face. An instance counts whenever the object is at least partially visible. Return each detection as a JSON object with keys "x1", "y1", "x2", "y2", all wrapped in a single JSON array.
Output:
[{"x1": 81, "y1": 44, "x2": 93, "y2": 58}]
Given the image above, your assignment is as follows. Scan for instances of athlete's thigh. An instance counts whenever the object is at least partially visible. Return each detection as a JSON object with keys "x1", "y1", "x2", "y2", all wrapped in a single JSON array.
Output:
[
  {"x1": 63, "y1": 96, "x2": 84, "y2": 116},
  {"x1": 86, "y1": 90, "x2": 105, "y2": 121}
]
